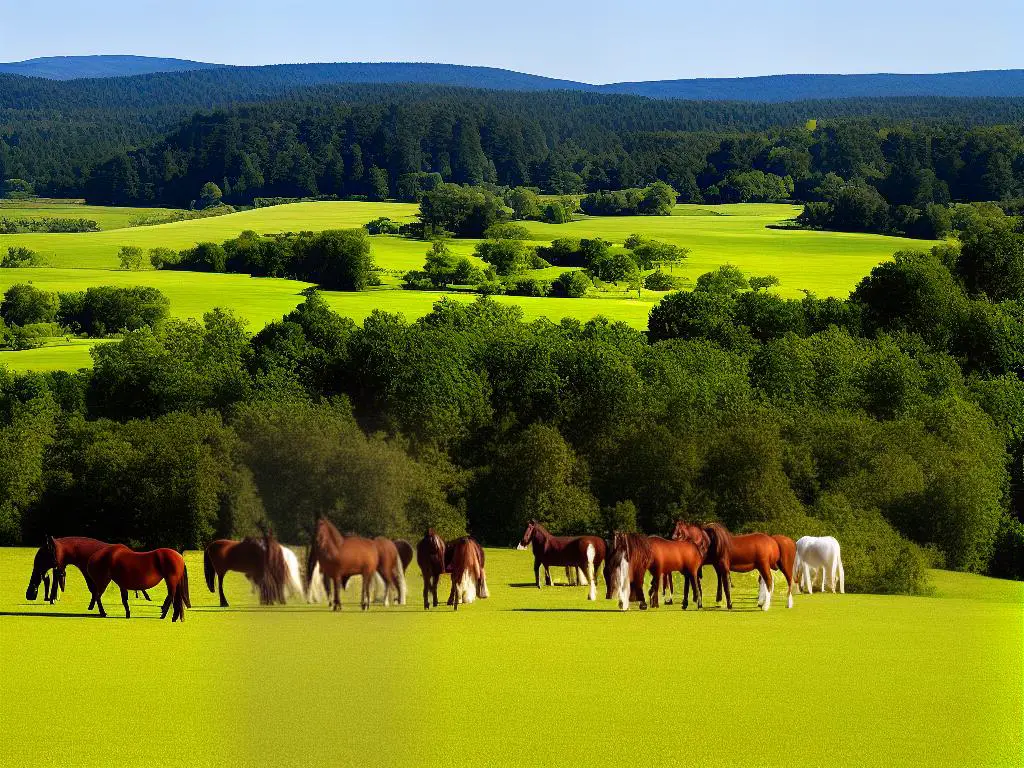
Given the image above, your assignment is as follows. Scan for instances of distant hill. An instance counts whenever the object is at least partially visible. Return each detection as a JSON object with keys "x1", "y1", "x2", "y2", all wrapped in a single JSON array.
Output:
[
  {"x1": 0, "y1": 55, "x2": 222, "y2": 80},
  {"x1": 1, "y1": 56, "x2": 1022, "y2": 101}
]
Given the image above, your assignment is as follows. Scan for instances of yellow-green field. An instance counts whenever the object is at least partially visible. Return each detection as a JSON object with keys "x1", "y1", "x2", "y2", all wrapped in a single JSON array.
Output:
[
  {"x1": 0, "y1": 546, "x2": 1020, "y2": 768},
  {"x1": 0, "y1": 200, "x2": 182, "y2": 231},
  {"x1": 0, "y1": 201, "x2": 932, "y2": 372}
]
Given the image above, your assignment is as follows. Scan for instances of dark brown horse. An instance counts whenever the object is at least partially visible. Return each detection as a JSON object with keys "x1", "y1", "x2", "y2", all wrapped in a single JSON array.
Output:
[
  {"x1": 702, "y1": 523, "x2": 791, "y2": 611},
  {"x1": 444, "y1": 536, "x2": 489, "y2": 606},
  {"x1": 393, "y1": 539, "x2": 414, "y2": 573},
  {"x1": 517, "y1": 520, "x2": 606, "y2": 601},
  {"x1": 372, "y1": 536, "x2": 408, "y2": 606},
  {"x1": 203, "y1": 537, "x2": 267, "y2": 607},
  {"x1": 605, "y1": 532, "x2": 655, "y2": 610},
  {"x1": 25, "y1": 535, "x2": 150, "y2": 609},
  {"x1": 416, "y1": 529, "x2": 446, "y2": 609},
  {"x1": 86, "y1": 544, "x2": 190, "y2": 621},
  {"x1": 307, "y1": 518, "x2": 378, "y2": 611},
  {"x1": 447, "y1": 536, "x2": 486, "y2": 611}
]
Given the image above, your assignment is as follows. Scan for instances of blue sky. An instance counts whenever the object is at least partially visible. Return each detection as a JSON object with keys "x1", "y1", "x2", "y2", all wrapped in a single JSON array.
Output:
[{"x1": 0, "y1": 0, "x2": 1019, "y2": 83}]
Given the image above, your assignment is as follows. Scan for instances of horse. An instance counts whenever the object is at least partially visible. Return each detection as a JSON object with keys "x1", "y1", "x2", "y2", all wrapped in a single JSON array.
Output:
[
  {"x1": 25, "y1": 535, "x2": 151, "y2": 609},
  {"x1": 516, "y1": 520, "x2": 605, "y2": 601},
  {"x1": 794, "y1": 536, "x2": 845, "y2": 594},
  {"x1": 203, "y1": 537, "x2": 268, "y2": 607},
  {"x1": 306, "y1": 518, "x2": 378, "y2": 611},
  {"x1": 372, "y1": 536, "x2": 408, "y2": 606},
  {"x1": 447, "y1": 536, "x2": 486, "y2": 611},
  {"x1": 755, "y1": 535, "x2": 797, "y2": 608},
  {"x1": 606, "y1": 532, "x2": 655, "y2": 611},
  {"x1": 86, "y1": 544, "x2": 190, "y2": 621},
  {"x1": 646, "y1": 536, "x2": 704, "y2": 609},
  {"x1": 703, "y1": 523, "x2": 793, "y2": 611},
  {"x1": 393, "y1": 539, "x2": 414, "y2": 573},
  {"x1": 416, "y1": 529, "x2": 446, "y2": 610},
  {"x1": 445, "y1": 537, "x2": 489, "y2": 605}
]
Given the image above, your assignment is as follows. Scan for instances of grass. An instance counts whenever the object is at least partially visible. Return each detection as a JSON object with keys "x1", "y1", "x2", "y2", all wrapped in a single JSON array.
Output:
[
  {"x1": 0, "y1": 200, "x2": 182, "y2": 231},
  {"x1": 0, "y1": 201, "x2": 933, "y2": 372},
  {"x1": 0, "y1": 546, "x2": 1020, "y2": 767}
]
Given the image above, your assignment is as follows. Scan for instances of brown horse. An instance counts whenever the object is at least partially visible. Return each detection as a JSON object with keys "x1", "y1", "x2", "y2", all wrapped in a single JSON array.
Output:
[
  {"x1": 606, "y1": 532, "x2": 655, "y2": 610},
  {"x1": 25, "y1": 535, "x2": 150, "y2": 609},
  {"x1": 447, "y1": 536, "x2": 486, "y2": 611},
  {"x1": 86, "y1": 544, "x2": 190, "y2": 621},
  {"x1": 647, "y1": 536, "x2": 704, "y2": 609},
  {"x1": 372, "y1": 536, "x2": 408, "y2": 606},
  {"x1": 416, "y1": 529, "x2": 446, "y2": 610},
  {"x1": 203, "y1": 537, "x2": 267, "y2": 607},
  {"x1": 307, "y1": 518, "x2": 378, "y2": 611},
  {"x1": 756, "y1": 535, "x2": 797, "y2": 609},
  {"x1": 703, "y1": 522, "x2": 792, "y2": 611},
  {"x1": 444, "y1": 537, "x2": 489, "y2": 605},
  {"x1": 517, "y1": 520, "x2": 606, "y2": 601},
  {"x1": 393, "y1": 539, "x2": 414, "y2": 573}
]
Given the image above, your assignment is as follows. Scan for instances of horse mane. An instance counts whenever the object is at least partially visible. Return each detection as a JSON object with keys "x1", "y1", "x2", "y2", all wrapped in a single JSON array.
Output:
[
  {"x1": 616, "y1": 532, "x2": 653, "y2": 570},
  {"x1": 704, "y1": 522, "x2": 733, "y2": 560}
]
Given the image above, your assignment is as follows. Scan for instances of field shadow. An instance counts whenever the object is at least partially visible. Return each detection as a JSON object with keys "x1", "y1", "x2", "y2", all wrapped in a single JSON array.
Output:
[
  {"x1": 0, "y1": 610, "x2": 101, "y2": 619},
  {"x1": 510, "y1": 607, "x2": 623, "y2": 613}
]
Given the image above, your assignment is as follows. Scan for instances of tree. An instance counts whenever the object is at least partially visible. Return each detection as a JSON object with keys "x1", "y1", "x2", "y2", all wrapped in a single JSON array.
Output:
[
  {"x1": 587, "y1": 251, "x2": 638, "y2": 283},
  {"x1": 199, "y1": 182, "x2": 223, "y2": 208},
  {"x1": 0, "y1": 284, "x2": 59, "y2": 326},
  {"x1": 419, "y1": 184, "x2": 510, "y2": 237},
  {"x1": 475, "y1": 239, "x2": 530, "y2": 275},
  {"x1": 957, "y1": 211, "x2": 1024, "y2": 301},
  {"x1": 295, "y1": 229, "x2": 375, "y2": 291},
  {"x1": 749, "y1": 275, "x2": 780, "y2": 292},
  {"x1": 694, "y1": 264, "x2": 749, "y2": 295},
  {"x1": 552, "y1": 271, "x2": 591, "y2": 298},
  {"x1": 505, "y1": 187, "x2": 542, "y2": 220},
  {"x1": 118, "y1": 245, "x2": 145, "y2": 271},
  {"x1": 368, "y1": 166, "x2": 389, "y2": 201}
]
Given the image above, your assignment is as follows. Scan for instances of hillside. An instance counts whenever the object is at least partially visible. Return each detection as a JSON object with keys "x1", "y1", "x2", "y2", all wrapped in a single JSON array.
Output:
[{"x1": 2, "y1": 57, "x2": 1023, "y2": 101}]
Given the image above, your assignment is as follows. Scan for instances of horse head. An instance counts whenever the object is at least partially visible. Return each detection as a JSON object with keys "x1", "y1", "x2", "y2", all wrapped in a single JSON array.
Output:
[
  {"x1": 26, "y1": 534, "x2": 58, "y2": 601},
  {"x1": 516, "y1": 520, "x2": 538, "y2": 550}
]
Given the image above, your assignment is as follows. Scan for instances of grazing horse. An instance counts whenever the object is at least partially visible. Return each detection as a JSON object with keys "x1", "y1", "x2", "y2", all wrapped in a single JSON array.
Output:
[
  {"x1": 372, "y1": 536, "x2": 408, "y2": 606},
  {"x1": 25, "y1": 535, "x2": 150, "y2": 609},
  {"x1": 516, "y1": 520, "x2": 605, "y2": 601},
  {"x1": 86, "y1": 544, "x2": 190, "y2": 621},
  {"x1": 447, "y1": 536, "x2": 486, "y2": 611},
  {"x1": 203, "y1": 537, "x2": 268, "y2": 607},
  {"x1": 307, "y1": 518, "x2": 378, "y2": 611},
  {"x1": 646, "y1": 537, "x2": 704, "y2": 609},
  {"x1": 794, "y1": 536, "x2": 845, "y2": 594},
  {"x1": 416, "y1": 529, "x2": 446, "y2": 610},
  {"x1": 444, "y1": 537, "x2": 489, "y2": 605},
  {"x1": 703, "y1": 523, "x2": 792, "y2": 611},
  {"x1": 393, "y1": 539, "x2": 414, "y2": 573},
  {"x1": 606, "y1": 532, "x2": 655, "y2": 611}
]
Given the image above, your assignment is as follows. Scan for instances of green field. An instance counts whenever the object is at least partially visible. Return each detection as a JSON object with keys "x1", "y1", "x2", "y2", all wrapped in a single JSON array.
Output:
[
  {"x1": 0, "y1": 546, "x2": 1020, "y2": 767},
  {"x1": 0, "y1": 200, "x2": 182, "y2": 231},
  {"x1": 0, "y1": 201, "x2": 932, "y2": 372}
]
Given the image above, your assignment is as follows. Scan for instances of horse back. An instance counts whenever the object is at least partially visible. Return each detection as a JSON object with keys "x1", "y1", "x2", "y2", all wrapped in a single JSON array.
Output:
[
  {"x1": 322, "y1": 535, "x2": 378, "y2": 578},
  {"x1": 57, "y1": 537, "x2": 111, "y2": 570}
]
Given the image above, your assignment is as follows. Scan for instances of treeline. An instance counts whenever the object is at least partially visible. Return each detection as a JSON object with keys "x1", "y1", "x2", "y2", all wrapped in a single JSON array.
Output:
[
  {"x1": 0, "y1": 217, "x2": 99, "y2": 234},
  {"x1": 0, "y1": 284, "x2": 169, "y2": 349},
  {"x1": 2, "y1": 206, "x2": 1022, "y2": 591},
  {"x1": 2, "y1": 81, "x2": 1024, "y2": 218}
]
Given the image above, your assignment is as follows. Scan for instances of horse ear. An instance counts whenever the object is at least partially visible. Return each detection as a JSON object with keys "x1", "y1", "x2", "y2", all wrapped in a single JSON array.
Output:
[{"x1": 45, "y1": 534, "x2": 56, "y2": 554}]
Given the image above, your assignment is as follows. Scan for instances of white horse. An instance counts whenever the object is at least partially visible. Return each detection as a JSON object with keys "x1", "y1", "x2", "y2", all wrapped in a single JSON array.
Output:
[{"x1": 794, "y1": 536, "x2": 844, "y2": 594}]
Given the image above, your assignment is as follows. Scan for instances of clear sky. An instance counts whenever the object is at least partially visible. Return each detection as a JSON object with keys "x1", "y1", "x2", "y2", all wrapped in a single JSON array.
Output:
[{"x1": 0, "y1": 0, "x2": 1020, "y2": 83}]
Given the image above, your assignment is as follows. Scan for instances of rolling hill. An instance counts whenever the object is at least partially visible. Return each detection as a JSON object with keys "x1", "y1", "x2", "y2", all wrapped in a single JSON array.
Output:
[{"x1": 0, "y1": 54, "x2": 222, "y2": 79}]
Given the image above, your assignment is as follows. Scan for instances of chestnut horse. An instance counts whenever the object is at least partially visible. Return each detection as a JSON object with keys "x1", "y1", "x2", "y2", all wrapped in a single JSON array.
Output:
[
  {"x1": 86, "y1": 544, "x2": 190, "y2": 621},
  {"x1": 755, "y1": 535, "x2": 797, "y2": 608},
  {"x1": 25, "y1": 535, "x2": 150, "y2": 609},
  {"x1": 393, "y1": 539, "x2": 414, "y2": 573},
  {"x1": 307, "y1": 518, "x2": 378, "y2": 611},
  {"x1": 516, "y1": 520, "x2": 605, "y2": 601},
  {"x1": 444, "y1": 536, "x2": 489, "y2": 606},
  {"x1": 703, "y1": 523, "x2": 793, "y2": 611},
  {"x1": 372, "y1": 536, "x2": 408, "y2": 606},
  {"x1": 203, "y1": 537, "x2": 267, "y2": 607},
  {"x1": 416, "y1": 529, "x2": 446, "y2": 609},
  {"x1": 447, "y1": 536, "x2": 486, "y2": 611},
  {"x1": 605, "y1": 532, "x2": 703, "y2": 611}
]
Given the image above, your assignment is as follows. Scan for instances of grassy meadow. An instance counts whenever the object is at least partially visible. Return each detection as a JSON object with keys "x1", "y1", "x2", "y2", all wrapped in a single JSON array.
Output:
[
  {"x1": 0, "y1": 546, "x2": 1020, "y2": 768},
  {"x1": 0, "y1": 200, "x2": 182, "y2": 231},
  {"x1": 0, "y1": 201, "x2": 932, "y2": 372}
]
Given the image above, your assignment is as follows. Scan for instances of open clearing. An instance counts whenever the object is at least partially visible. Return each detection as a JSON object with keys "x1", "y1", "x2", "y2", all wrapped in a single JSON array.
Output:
[
  {"x1": 0, "y1": 547, "x2": 1020, "y2": 768},
  {"x1": 0, "y1": 201, "x2": 931, "y2": 372}
]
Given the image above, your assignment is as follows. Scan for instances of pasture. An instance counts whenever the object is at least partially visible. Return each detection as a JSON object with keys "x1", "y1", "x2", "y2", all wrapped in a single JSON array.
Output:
[
  {"x1": 0, "y1": 201, "x2": 932, "y2": 372},
  {"x1": 0, "y1": 200, "x2": 182, "y2": 231},
  {"x1": 0, "y1": 546, "x2": 1020, "y2": 768}
]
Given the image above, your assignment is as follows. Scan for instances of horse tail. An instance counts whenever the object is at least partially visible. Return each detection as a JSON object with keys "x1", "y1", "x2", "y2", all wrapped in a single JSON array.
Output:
[
  {"x1": 838, "y1": 552, "x2": 846, "y2": 594},
  {"x1": 704, "y1": 522, "x2": 732, "y2": 562},
  {"x1": 203, "y1": 547, "x2": 215, "y2": 593},
  {"x1": 182, "y1": 564, "x2": 192, "y2": 609},
  {"x1": 307, "y1": 562, "x2": 325, "y2": 603}
]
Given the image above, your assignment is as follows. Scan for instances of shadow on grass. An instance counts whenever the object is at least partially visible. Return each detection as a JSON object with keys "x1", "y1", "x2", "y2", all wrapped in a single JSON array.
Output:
[{"x1": 0, "y1": 610, "x2": 167, "y2": 619}]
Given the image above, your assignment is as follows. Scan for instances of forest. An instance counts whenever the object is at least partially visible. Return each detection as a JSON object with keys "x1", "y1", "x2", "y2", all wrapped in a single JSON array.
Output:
[{"x1": 0, "y1": 198, "x2": 1022, "y2": 593}]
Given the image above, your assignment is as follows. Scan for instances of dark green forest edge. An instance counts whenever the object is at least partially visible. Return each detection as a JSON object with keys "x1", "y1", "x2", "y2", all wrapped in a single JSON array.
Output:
[{"x1": 2, "y1": 81, "x2": 1024, "y2": 591}]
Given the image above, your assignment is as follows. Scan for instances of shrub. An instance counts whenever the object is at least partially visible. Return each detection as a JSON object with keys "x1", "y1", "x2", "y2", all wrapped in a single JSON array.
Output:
[
  {"x1": 0, "y1": 284, "x2": 59, "y2": 326},
  {"x1": 552, "y1": 271, "x2": 591, "y2": 298},
  {"x1": 644, "y1": 270, "x2": 682, "y2": 291},
  {"x1": 364, "y1": 217, "x2": 402, "y2": 235},
  {"x1": 508, "y1": 277, "x2": 551, "y2": 297},
  {"x1": 484, "y1": 222, "x2": 531, "y2": 240}
]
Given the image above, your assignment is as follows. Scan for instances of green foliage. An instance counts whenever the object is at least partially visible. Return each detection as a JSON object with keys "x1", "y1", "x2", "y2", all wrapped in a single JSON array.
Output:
[
  {"x1": 118, "y1": 245, "x2": 145, "y2": 271},
  {"x1": 0, "y1": 284, "x2": 59, "y2": 327},
  {"x1": 199, "y1": 181, "x2": 223, "y2": 209},
  {"x1": 475, "y1": 238, "x2": 531, "y2": 275},
  {"x1": 552, "y1": 270, "x2": 591, "y2": 298},
  {"x1": 643, "y1": 270, "x2": 682, "y2": 291},
  {"x1": 580, "y1": 182, "x2": 678, "y2": 216},
  {"x1": 587, "y1": 250, "x2": 638, "y2": 283},
  {"x1": 484, "y1": 222, "x2": 531, "y2": 240},
  {"x1": 504, "y1": 187, "x2": 542, "y2": 221},
  {"x1": 364, "y1": 217, "x2": 402, "y2": 235},
  {"x1": 749, "y1": 274, "x2": 780, "y2": 292},
  {"x1": 419, "y1": 183, "x2": 510, "y2": 237},
  {"x1": 695, "y1": 264, "x2": 750, "y2": 295},
  {"x1": 956, "y1": 208, "x2": 1024, "y2": 301},
  {"x1": 623, "y1": 234, "x2": 689, "y2": 270},
  {"x1": 57, "y1": 285, "x2": 170, "y2": 337},
  {"x1": 2, "y1": 246, "x2": 44, "y2": 268}
]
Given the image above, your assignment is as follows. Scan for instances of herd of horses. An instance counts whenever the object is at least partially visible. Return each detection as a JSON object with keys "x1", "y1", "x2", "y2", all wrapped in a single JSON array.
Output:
[{"x1": 24, "y1": 517, "x2": 845, "y2": 620}]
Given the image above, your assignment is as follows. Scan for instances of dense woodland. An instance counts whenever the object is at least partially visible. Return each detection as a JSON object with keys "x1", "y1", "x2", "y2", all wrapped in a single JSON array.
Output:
[
  {"x1": 2, "y1": 79, "x2": 1024, "y2": 235},
  {"x1": 1, "y1": 201, "x2": 1022, "y2": 591}
]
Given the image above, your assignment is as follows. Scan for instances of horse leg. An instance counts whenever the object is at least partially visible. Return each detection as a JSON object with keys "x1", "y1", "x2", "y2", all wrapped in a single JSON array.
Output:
[
  {"x1": 719, "y1": 565, "x2": 733, "y2": 610},
  {"x1": 781, "y1": 560, "x2": 794, "y2": 609},
  {"x1": 422, "y1": 575, "x2": 430, "y2": 610},
  {"x1": 217, "y1": 572, "x2": 229, "y2": 608},
  {"x1": 332, "y1": 577, "x2": 343, "y2": 611},
  {"x1": 758, "y1": 563, "x2": 774, "y2": 611},
  {"x1": 682, "y1": 571, "x2": 689, "y2": 610},
  {"x1": 648, "y1": 568, "x2": 659, "y2": 608},
  {"x1": 142, "y1": 589, "x2": 151, "y2": 601},
  {"x1": 636, "y1": 576, "x2": 648, "y2": 610},
  {"x1": 432, "y1": 573, "x2": 440, "y2": 607},
  {"x1": 534, "y1": 560, "x2": 542, "y2": 589},
  {"x1": 544, "y1": 565, "x2": 552, "y2": 587},
  {"x1": 586, "y1": 558, "x2": 596, "y2": 602},
  {"x1": 694, "y1": 566, "x2": 703, "y2": 609},
  {"x1": 118, "y1": 587, "x2": 130, "y2": 619}
]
